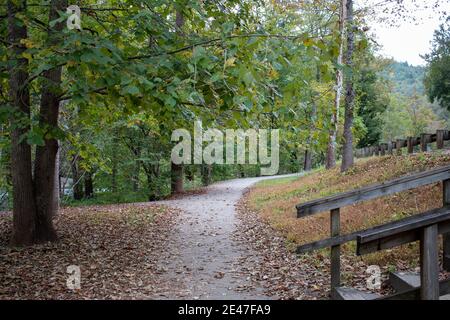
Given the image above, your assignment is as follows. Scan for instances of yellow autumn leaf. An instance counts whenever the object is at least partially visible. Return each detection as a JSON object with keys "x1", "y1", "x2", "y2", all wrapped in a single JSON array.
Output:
[
  {"x1": 224, "y1": 57, "x2": 236, "y2": 68},
  {"x1": 268, "y1": 68, "x2": 279, "y2": 79},
  {"x1": 182, "y1": 51, "x2": 192, "y2": 58},
  {"x1": 22, "y1": 52, "x2": 32, "y2": 61},
  {"x1": 20, "y1": 39, "x2": 34, "y2": 49},
  {"x1": 303, "y1": 38, "x2": 314, "y2": 47}
]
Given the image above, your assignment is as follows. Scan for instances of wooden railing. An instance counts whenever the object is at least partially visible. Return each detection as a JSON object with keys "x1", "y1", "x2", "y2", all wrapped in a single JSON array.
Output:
[
  {"x1": 295, "y1": 164, "x2": 450, "y2": 299},
  {"x1": 355, "y1": 129, "x2": 450, "y2": 158},
  {"x1": 357, "y1": 207, "x2": 450, "y2": 300}
]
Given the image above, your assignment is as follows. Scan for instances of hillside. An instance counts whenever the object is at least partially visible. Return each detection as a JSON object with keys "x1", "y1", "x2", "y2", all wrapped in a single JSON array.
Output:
[
  {"x1": 381, "y1": 61, "x2": 426, "y2": 96},
  {"x1": 240, "y1": 154, "x2": 450, "y2": 297}
]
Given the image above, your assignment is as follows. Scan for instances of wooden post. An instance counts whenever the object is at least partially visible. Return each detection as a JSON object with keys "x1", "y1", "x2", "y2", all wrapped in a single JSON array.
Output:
[
  {"x1": 330, "y1": 208, "x2": 341, "y2": 297},
  {"x1": 420, "y1": 224, "x2": 439, "y2": 300},
  {"x1": 388, "y1": 142, "x2": 393, "y2": 155},
  {"x1": 421, "y1": 134, "x2": 431, "y2": 152},
  {"x1": 396, "y1": 139, "x2": 404, "y2": 155},
  {"x1": 407, "y1": 137, "x2": 414, "y2": 154},
  {"x1": 443, "y1": 179, "x2": 450, "y2": 271},
  {"x1": 436, "y1": 130, "x2": 446, "y2": 149}
]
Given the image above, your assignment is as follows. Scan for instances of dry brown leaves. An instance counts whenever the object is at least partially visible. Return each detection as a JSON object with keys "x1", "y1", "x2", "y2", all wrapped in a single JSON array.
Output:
[
  {"x1": 234, "y1": 194, "x2": 403, "y2": 299},
  {"x1": 0, "y1": 203, "x2": 179, "y2": 300}
]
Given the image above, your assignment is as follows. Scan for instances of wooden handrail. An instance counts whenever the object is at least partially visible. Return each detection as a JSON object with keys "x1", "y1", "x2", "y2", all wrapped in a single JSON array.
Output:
[
  {"x1": 294, "y1": 164, "x2": 450, "y2": 298},
  {"x1": 296, "y1": 206, "x2": 450, "y2": 254},
  {"x1": 357, "y1": 207, "x2": 450, "y2": 255},
  {"x1": 296, "y1": 165, "x2": 450, "y2": 217}
]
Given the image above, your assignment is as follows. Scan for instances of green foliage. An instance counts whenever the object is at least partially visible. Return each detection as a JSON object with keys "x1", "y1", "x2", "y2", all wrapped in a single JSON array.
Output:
[
  {"x1": 3, "y1": 0, "x2": 445, "y2": 207},
  {"x1": 383, "y1": 61, "x2": 426, "y2": 96},
  {"x1": 424, "y1": 18, "x2": 450, "y2": 111},
  {"x1": 356, "y1": 60, "x2": 390, "y2": 147}
]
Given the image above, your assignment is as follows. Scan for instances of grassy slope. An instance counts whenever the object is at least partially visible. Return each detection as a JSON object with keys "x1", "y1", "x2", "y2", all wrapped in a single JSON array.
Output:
[{"x1": 247, "y1": 153, "x2": 450, "y2": 269}]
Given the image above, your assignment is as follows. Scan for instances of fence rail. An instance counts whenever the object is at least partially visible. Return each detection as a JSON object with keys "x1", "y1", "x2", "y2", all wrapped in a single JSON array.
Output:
[
  {"x1": 355, "y1": 129, "x2": 450, "y2": 158},
  {"x1": 295, "y1": 165, "x2": 450, "y2": 300}
]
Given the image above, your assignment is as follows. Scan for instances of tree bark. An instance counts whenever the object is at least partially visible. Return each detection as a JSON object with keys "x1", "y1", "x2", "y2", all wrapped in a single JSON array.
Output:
[
  {"x1": 201, "y1": 164, "x2": 212, "y2": 186},
  {"x1": 170, "y1": 8, "x2": 185, "y2": 195},
  {"x1": 111, "y1": 148, "x2": 118, "y2": 193},
  {"x1": 171, "y1": 162, "x2": 184, "y2": 194},
  {"x1": 304, "y1": 149, "x2": 312, "y2": 171},
  {"x1": 84, "y1": 171, "x2": 94, "y2": 198},
  {"x1": 132, "y1": 153, "x2": 140, "y2": 192},
  {"x1": 33, "y1": 0, "x2": 67, "y2": 241},
  {"x1": 326, "y1": 0, "x2": 347, "y2": 169},
  {"x1": 8, "y1": 0, "x2": 38, "y2": 246},
  {"x1": 341, "y1": 0, "x2": 355, "y2": 172}
]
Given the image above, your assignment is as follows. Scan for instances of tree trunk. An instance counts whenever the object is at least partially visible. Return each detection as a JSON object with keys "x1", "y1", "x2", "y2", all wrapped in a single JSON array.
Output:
[
  {"x1": 201, "y1": 164, "x2": 212, "y2": 186},
  {"x1": 326, "y1": 0, "x2": 347, "y2": 169},
  {"x1": 111, "y1": 153, "x2": 117, "y2": 193},
  {"x1": 146, "y1": 171, "x2": 157, "y2": 201},
  {"x1": 171, "y1": 162, "x2": 184, "y2": 194},
  {"x1": 8, "y1": 0, "x2": 37, "y2": 246},
  {"x1": 304, "y1": 149, "x2": 312, "y2": 171},
  {"x1": 170, "y1": 8, "x2": 185, "y2": 195},
  {"x1": 238, "y1": 164, "x2": 245, "y2": 178},
  {"x1": 132, "y1": 156, "x2": 140, "y2": 192},
  {"x1": 84, "y1": 171, "x2": 94, "y2": 198},
  {"x1": 341, "y1": 0, "x2": 355, "y2": 173},
  {"x1": 33, "y1": 0, "x2": 67, "y2": 242}
]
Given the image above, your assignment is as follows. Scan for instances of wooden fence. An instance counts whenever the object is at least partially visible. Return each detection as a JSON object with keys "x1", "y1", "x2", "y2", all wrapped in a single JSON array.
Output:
[
  {"x1": 296, "y1": 165, "x2": 450, "y2": 300},
  {"x1": 355, "y1": 129, "x2": 450, "y2": 158}
]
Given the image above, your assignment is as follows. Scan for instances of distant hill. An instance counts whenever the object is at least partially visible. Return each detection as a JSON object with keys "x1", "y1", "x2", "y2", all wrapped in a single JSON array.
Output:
[{"x1": 381, "y1": 61, "x2": 426, "y2": 97}]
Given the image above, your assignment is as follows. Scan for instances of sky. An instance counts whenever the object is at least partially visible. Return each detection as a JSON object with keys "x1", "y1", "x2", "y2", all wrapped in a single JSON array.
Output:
[{"x1": 368, "y1": 1, "x2": 450, "y2": 66}]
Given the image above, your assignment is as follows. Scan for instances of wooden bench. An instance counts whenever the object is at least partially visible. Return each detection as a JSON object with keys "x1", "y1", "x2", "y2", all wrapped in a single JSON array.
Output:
[{"x1": 295, "y1": 165, "x2": 450, "y2": 298}]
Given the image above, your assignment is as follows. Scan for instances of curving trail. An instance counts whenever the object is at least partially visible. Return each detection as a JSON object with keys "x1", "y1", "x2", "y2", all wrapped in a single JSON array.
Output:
[{"x1": 152, "y1": 174, "x2": 299, "y2": 300}]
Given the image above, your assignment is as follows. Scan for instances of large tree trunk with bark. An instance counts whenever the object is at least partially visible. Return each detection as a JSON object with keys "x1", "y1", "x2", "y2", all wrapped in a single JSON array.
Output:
[
  {"x1": 341, "y1": 0, "x2": 355, "y2": 172},
  {"x1": 8, "y1": 0, "x2": 37, "y2": 246},
  {"x1": 170, "y1": 8, "x2": 185, "y2": 195},
  {"x1": 326, "y1": 0, "x2": 347, "y2": 169},
  {"x1": 171, "y1": 162, "x2": 184, "y2": 194},
  {"x1": 33, "y1": 0, "x2": 67, "y2": 241}
]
